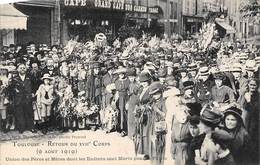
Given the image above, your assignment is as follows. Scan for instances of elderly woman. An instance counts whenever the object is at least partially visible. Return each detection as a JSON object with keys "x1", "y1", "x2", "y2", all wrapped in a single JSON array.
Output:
[{"x1": 222, "y1": 107, "x2": 251, "y2": 165}]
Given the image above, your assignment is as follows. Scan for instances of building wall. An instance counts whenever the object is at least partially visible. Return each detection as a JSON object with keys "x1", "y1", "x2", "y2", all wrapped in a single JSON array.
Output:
[
  {"x1": 14, "y1": 4, "x2": 52, "y2": 45},
  {"x1": 225, "y1": 0, "x2": 260, "y2": 46}
]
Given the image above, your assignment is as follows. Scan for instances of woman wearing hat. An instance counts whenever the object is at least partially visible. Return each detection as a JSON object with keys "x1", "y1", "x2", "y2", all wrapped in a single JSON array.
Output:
[
  {"x1": 114, "y1": 67, "x2": 130, "y2": 137},
  {"x1": 134, "y1": 72, "x2": 153, "y2": 158},
  {"x1": 36, "y1": 74, "x2": 55, "y2": 134},
  {"x1": 221, "y1": 107, "x2": 251, "y2": 165},
  {"x1": 125, "y1": 68, "x2": 139, "y2": 139},
  {"x1": 146, "y1": 82, "x2": 167, "y2": 165},
  {"x1": 196, "y1": 105, "x2": 236, "y2": 165}
]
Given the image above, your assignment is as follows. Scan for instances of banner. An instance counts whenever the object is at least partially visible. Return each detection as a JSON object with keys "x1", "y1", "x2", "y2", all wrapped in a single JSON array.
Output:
[{"x1": 63, "y1": 0, "x2": 159, "y2": 14}]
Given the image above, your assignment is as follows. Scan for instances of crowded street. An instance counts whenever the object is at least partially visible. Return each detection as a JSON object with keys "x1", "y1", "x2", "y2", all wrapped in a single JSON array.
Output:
[{"x1": 1, "y1": 0, "x2": 260, "y2": 165}]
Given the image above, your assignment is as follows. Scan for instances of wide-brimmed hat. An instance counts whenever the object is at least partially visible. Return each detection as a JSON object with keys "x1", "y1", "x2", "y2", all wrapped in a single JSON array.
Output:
[
  {"x1": 183, "y1": 81, "x2": 194, "y2": 91},
  {"x1": 139, "y1": 72, "x2": 151, "y2": 82},
  {"x1": 200, "y1": 104, "x2": 223, "y2": 126},
  {"x1": 231, "y1": 63, "x2": 242, "y2": 72},
  {"x1": 149, "y1": 82, "x2": 164, "y2": 95},
  {"x1": 223, "y1": 106, "x2": 243, "y2": 124},
  {"x1": 245, "y1": 60, "x2": 256, "y2": 72},
  {"x1": 106, "y1": 61, "x2": 114, "y2": 70},
  {"x1": 188, "y1": 115, "x2": 200, "y2": 125},
  {"x1": 113, "y1": 67, "x2": 127, "y2": 74},
  {"x1": 41, "y1": 74, "x2": 53, "y2": 80},
  {"x1": 127, "y1": 68, "x2": 136, "y2": 77}
]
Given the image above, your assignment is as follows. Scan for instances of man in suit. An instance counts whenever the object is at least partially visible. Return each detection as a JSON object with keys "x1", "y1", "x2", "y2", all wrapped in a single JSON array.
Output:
[{"x1": 10, "y1": 63, "x2": 36, "y2": 133}]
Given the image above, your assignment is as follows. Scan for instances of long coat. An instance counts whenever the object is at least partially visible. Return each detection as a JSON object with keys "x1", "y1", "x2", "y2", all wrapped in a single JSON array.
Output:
[
  {"x1": 86, "y1": 74, "x2": 102, "y2": 106},
  {"x1": 135, "y1": 86, "x2": 152, "y2": 155},
  {"x1": 126, "y1": 82, "x2": 139, "y2": 139},
  {"x1": 10, "y1": 74, "x2": 34, "y2": 132}
]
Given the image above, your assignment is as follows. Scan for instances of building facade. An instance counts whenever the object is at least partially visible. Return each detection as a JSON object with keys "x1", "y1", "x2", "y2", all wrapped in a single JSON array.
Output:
[{"x1": 14, "y1": 0, "x2": 60, "y2": 46}]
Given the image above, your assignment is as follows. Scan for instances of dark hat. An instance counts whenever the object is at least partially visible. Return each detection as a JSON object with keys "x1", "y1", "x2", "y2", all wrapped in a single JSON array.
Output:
[
  {"x1": 158, "y1": 68, "x2": 167, "y2": 78},
  {"x1": 213, "y1": 72, "x2": 225, "y2": 80},
  {"x1": 149, "y1": 82, "x2": 164, "y2": 95},
  {"x1": 89, "y1": 61, "x2": 101, "y2": 69},
  {"x1": 106, "y1": 61, "x2": 114, "y2": 70},
  {"x1": 127, "y1": 68, "x2": 136, "y2": 76},
  {"x1": 200, "y1": 105, "x2": 223, "y2": 126},
  {"x1": 177, "y1": 66, "x2": 187, "y2": 73},
  {"x1": 139, "y1": 72, "x2": 151, "y2": 82},
  {"x1": 172, "y1": 57, "x2": 180, "y2": 64},
  {"x1": 188, "y1": 115, "x2": 200, "y2": 125},
  {"x1": 183, "y1": 81, "x2": 194, "y2": 90},
  {"x1": 224, "y1": 106, "x2": 243, "y2": 122}
]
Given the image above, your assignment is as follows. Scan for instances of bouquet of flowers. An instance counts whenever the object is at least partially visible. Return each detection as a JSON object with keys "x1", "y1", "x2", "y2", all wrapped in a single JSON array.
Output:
[{"x1": 85, "y1": 103, "x2": 99, "y2": 116}]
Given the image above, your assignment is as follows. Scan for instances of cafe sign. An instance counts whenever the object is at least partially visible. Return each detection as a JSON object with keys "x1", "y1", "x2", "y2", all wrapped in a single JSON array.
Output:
[{"x1": 64, "y1": 0, "x2": 159, "y2": 13}]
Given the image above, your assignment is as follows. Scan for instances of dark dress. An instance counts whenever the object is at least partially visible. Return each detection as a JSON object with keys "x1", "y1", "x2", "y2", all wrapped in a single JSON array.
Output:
[{"x1": 115, "y1": 78, "x2": 130, "y2": 132}]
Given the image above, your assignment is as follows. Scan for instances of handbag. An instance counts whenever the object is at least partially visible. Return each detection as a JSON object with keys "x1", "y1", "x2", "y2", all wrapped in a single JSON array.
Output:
[{"x1": 154, "y1": 120, "x2": 167, "y2": 134}]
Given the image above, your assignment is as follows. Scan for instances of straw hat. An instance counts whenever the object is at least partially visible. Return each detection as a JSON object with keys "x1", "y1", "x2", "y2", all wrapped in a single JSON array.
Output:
[
  {"x1": 199, "y1": 66, "x2": 209, "y2": 76},
  {"x1": 113, "y1": 67, "x2": 127, "y2": 74},
  {"x1": 231, "y1": 63, "x2": 242, "y2": 72},
  {"x1": 41, "y1": 74, "x2": 53, "y2": 80}
]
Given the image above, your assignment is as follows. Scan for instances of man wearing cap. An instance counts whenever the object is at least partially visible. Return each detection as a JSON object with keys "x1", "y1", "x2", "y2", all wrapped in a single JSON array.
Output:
[
  {"x1": 9, "y1": 63, "x2": 36, "y2": 133},
  {"x1": 194, "y1": 66, "x2": 214, "y2": 106},
  {"x1": 187, "y1": 63, "x2": 198, "y2": 81},
  {"x1": 211, "y1": 72, "x2": 236, "y2": 108}
]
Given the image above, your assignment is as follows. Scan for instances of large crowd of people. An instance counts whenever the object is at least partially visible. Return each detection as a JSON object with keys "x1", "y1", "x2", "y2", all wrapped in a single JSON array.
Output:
[{"x1": 0, "y1": 27, "x2": 259, "y2": 165}]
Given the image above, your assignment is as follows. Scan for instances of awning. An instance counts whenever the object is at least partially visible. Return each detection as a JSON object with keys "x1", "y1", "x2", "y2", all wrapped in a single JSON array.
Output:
[
  {"x1": 16, "y1": 0, "x2": 57, "y2": 8},
  {"x1": 0, "y1": 4, "x2": 28, "y2": 30},
  {"x1": 215, "y1": 20, "x2": 236, "y2": 34}
]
